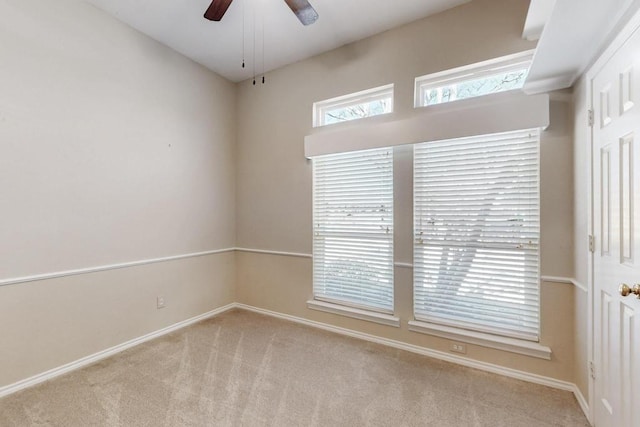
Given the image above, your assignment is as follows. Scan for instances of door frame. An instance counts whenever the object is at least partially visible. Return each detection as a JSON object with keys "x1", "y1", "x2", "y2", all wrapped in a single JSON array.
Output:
[{"x1": 586, "y1": 5, "x2": 640, "y2": 424}]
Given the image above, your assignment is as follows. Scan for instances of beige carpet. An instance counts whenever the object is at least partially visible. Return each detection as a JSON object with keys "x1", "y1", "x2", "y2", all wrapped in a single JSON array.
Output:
[{"x1": 0, "y1": 309, "x2": 589, "y2": 426}]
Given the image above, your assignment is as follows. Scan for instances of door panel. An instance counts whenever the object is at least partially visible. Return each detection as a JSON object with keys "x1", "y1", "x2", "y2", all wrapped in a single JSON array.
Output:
[{"x1": 593, "y1": 21, "x2": 640, "y2": 427}]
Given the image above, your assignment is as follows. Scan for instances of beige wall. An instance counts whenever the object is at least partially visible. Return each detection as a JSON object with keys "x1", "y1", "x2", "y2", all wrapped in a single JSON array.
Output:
[
  {"x1": 0, "y1": 0, "x2": 586, "y2": 394},
  {"x1": 236, "y1": 256, "x2": 577, "y2": 381},
  {"x1": 0, "y1": 0, "x2": 236, "y2": 388},
  {"x1": 236, "y1": 0, "x2": 537, "y2": 255},
  {"x1": 0, "y1": 252, "x2": 235, "y2": 387},
  {"x1": 0, "y1": 0, "x2": 236, "y2": 278},
  {"x1": 236, "y1": 0, "x2": 580, "y2": 382},
  {"x1": 541, "y1": 97, "x2": 575, "y2": 277}
]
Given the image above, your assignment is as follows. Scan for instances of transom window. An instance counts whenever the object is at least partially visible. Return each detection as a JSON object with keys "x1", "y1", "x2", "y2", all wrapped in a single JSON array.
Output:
[
  {"x1": 313, "y1": 84, "x2": 393, "y2": 127},
  {"x1": 414, "y1": 50, "x2": 533, "y2": 108}
]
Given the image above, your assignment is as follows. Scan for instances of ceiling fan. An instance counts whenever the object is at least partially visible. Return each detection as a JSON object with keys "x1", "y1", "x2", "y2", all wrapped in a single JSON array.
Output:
[{"x1": 204, "y1": 0, "x2": 319, "y2": 26}]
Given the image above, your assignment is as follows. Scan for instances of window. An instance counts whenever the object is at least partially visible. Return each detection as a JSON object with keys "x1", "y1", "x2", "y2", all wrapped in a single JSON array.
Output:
[
  {"x1": 313, "y1": 84, "x2": 393, "y2": 127},
  {"x1": 312, "y1": 148, "x2": 394, "y2": 313},
  {"x1": 414, "y1": 51, "x2": 533, "y2": 107},
  {"x1": 413, "y1": 129, "x2": 540, "y2": 341}
]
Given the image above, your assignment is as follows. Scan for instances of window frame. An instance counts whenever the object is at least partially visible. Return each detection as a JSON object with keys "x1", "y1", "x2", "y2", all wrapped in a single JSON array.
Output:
[
  {"x1": 313, "y1": 84, "x2": 394, "y2": 128},
  {"x1": 412, "y1": 129, "x2": 541, "y2": 342},
  {"x1": 414, "y1": 50, "x2": 534, "y2": 108},
  {"x1": 311, "y1": 147, "x2": 395, "y2": 316}
]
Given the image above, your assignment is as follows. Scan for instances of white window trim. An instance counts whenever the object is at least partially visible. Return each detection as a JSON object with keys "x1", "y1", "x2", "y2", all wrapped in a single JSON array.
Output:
[
  {"x1": 414, "y1": 129, "x2": 540, "y2": 342},
  {"x1": 312, "y1": 148, "x2": 395, "y2": 314},
  {"x1": 307, "y1": 299, "x2": 400, "y2": 327},
  {"x1": 304, "y1": 92, "x2": 549, "y2": 158},
  {"x1": 313, "y1": 84, "x2": 394, "y2": 127},
  {"x1": 408, "y1": 320, "x2": 551, "y2": 360},
  {"x1": 414, "y1": 50, "x2": 535, "y2": 108}
]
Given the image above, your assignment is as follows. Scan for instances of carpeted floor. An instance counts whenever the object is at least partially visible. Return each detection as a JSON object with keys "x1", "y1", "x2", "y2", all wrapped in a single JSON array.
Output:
[{"x1": 0, "y1": 309, "x2": 590, "y2": 426}]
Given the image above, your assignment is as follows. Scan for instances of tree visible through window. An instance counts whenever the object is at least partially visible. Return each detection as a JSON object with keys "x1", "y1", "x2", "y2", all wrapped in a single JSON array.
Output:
[
  {"x1": 313, "y1": 84, "x2": 393, "y2": 127},
  {"x1": 415, "y1": 50, "x2": 533, "y2": 108},
  {"x1": 312, "y1": 148, "x2": 394, "y2": 313},
  {"x1": 413, "y1": 129, "x2": 540, "y2": 341},
  {"x1": 422, "y1": 69, "x2": 528, "y2": 106},
  {"x1": 323, "y1": 98, "x2": 392, "y2": 125}
]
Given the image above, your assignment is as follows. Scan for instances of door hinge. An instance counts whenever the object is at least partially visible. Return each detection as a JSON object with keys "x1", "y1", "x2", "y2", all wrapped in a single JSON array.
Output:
[
  {"x1": 589, "y1": 235, "x2": 595, "y2": 253},
  {"x1": 590, "y1": 361, "x2": 596, "y2": 380},
  {"x1": 588, "y1": 109, "x2": 594, "y2": 127}
]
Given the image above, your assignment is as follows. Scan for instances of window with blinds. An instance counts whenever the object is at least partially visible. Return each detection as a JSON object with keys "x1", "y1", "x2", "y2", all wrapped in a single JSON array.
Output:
[
  {"x1": 313, "y1": 148, "x2": 394, "y2": 313},
  {"x1": 413, "y1": 129, "x2": 540, "y2": 341}
]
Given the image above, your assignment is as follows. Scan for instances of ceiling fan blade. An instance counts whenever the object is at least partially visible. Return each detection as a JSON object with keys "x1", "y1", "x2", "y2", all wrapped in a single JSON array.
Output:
[
  {"x1": 204, "y1": 0, "x2": 234, "y2": 21},
  {"x1": 284, "y1": 0, "x2": 319, "y2": 26}
]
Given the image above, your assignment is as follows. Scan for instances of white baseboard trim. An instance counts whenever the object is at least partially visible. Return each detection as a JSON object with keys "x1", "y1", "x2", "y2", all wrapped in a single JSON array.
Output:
[
  {"x1": 0, "y1": 301, "x2": 591, "y2": 424},
  {"x1": 236, "y1": 303, "x2": 591, "y2": 422},
  {"x1": 572, "y1": 383, "x2": 591, "y2": 424},
  {"x1": 0, "y1": 303, "x2": 237, "y2": 399},
  {"x1": 0, "y1": 248, "x2": 235, "y2": 288}
]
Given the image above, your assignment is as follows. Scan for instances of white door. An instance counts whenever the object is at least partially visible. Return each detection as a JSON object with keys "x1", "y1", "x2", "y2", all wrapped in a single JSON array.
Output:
[{"x1": 593, "y1": 20, "x2": 640, "y2": 427}]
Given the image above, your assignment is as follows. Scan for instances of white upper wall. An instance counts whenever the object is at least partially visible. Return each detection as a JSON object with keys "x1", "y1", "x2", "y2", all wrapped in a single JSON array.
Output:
[{"x1": 0, "y1": 0, "x2": 237, "y2": 280}]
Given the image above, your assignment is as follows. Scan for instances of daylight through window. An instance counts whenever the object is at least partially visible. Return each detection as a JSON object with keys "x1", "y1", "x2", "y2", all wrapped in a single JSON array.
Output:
[
  {"x1": 313, "y1": 84, "x2": 393, "y2": 127},
  {"x1": 312, "y1": 148, "x2": 394, "y2": 312},
  {"x1": 414, "y1": 51, "x2": 533, "y2": 108},
  {"x1": 413, "y1": 129, "x2": 540, "y2": 341}
]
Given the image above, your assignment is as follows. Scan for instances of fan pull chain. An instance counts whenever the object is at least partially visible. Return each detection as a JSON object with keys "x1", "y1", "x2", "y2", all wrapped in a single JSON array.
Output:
[
  {"x1": 252, "y1": 0, "x2": 256, "y2": 85},
  {"x1": 262, "y1": 5, "x2": 265, "y2": 84},
  {"x1": 241, "y1": 0, "x2": 245, "y2": 68}
]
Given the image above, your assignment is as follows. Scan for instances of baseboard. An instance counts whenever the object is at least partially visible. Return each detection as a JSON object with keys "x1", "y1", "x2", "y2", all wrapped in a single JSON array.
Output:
[
  {"x1": 235, "y1": 303, "x2": 591, "y2": 423},
  {"x1": 572, "y1": 383, "x2": 592, "y2": 425},
  {"x1": 0, "y1": 303, "x2": 236, "y2": 399},
  {"x1": 0, "y1": 301, "x2": 591, "y2": 425}
]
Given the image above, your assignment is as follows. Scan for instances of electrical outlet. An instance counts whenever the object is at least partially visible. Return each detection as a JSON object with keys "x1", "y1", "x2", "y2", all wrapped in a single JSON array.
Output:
[
  {"x1": 157, "y1": 296, "x2": 166, "y2": 309},
  {"x1": 450, "y1": 343, "x2": 466, "y2": 354}
]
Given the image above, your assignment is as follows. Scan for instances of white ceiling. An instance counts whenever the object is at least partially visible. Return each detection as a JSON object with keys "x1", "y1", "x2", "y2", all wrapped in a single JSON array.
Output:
[{"x1": 84, "y1": 0, "x2": 469, "y2": 83}]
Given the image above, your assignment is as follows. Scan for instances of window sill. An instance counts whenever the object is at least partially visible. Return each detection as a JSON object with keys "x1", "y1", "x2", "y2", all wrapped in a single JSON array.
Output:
[
  {"x1": 307, "y1": 300, "x2": 400, "y2": 328},
  {"x1": 408, "y1": 320, "x2": 552, "y2": 360}
]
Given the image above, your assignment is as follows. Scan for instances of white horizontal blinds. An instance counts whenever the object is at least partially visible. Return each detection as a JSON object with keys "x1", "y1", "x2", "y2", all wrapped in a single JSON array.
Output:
[
  {"x1": 313, "y1": 148, "x2": 394, "y2": 313},
  {"x1": 414, "y1": 129, "x2": 540, "y2": 341}
]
